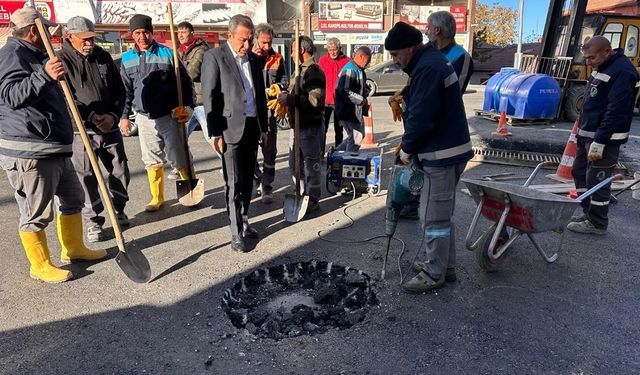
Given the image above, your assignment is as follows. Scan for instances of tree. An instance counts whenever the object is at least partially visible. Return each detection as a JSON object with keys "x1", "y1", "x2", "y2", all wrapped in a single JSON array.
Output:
[{"x1": 474, "y1": 2, "x2": 518, "y2": 47}]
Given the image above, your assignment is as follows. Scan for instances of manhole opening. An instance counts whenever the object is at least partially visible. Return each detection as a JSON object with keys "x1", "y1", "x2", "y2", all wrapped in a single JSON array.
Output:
[{"x1": 221, "y1": 261, "x2": 378, "y2": 340}]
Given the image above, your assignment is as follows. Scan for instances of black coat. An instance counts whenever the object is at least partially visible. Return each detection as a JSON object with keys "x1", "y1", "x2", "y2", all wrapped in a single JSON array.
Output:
[
  {"x1": 60, "y1": 39, "x2": 125, "y2": 134},
  {"x1": 201, "y1": 43, "x2": 268, "y2": 144},
  {"x1": 0, "y1": 37, "x2": 73, "y2": 159}
]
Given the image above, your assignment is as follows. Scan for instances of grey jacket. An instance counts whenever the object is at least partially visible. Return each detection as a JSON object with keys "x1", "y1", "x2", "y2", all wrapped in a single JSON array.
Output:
[{"x1": 0, "y1": 37, "x2": 73, "y2": 159}]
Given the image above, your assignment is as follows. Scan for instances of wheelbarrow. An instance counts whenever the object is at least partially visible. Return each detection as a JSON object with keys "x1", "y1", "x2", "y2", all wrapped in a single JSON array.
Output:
[{"x1": 462, "y1": 162, "x2": 620, "y2": 272}]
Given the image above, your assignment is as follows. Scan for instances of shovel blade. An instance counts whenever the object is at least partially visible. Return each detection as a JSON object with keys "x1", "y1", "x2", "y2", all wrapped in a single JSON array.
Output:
[
  {"x1": 283, "y1": 193, "x2": 309, "y2": 223},
  {"x1": 115, "y1": 244, "x2": 151, "y2": 283},
  {"x1": 177, "y1": 178, "x2": 204, "y2": 207}
]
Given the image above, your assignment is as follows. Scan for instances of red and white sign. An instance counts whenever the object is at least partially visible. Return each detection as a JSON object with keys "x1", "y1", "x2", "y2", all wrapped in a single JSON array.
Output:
[
  {"x1": 399, "y1": 5, "x2": 467, "y2": 33},
  {"x1": 318, "y1": 1, "x2": 384, "y2": 32},
  {"x1": 0, "y1": 1, "x2": 56, "y2": 24}
]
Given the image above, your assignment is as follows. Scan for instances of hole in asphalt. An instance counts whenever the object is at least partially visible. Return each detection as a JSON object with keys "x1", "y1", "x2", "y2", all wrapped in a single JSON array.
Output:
[{"x1": 221, "y1": 261, "x2": 378, "y2": 340}]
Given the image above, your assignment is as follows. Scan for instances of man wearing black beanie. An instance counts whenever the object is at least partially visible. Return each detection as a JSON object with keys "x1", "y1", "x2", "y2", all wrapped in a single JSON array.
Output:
[
  {"x1": 119, "y1": 14, "x2": 196, "y2": 212},
  {"x1": 384, "y1": 22, "x2": 473, "y2": 294}
]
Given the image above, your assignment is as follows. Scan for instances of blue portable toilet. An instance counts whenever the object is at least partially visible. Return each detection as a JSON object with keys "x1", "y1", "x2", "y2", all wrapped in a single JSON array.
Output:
[
  {"x1": 483, "y1": 67, "x2": 519, "y2": 112},
  {"x1": 497, "y1": 73, "x2": 561, "y2": 119}
]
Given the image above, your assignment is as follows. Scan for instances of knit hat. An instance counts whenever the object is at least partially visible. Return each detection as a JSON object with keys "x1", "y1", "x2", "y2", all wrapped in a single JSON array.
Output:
[
  {"x1": 129, "y1": 14, "x2": 153, "y2": 33},
  {"x1": 384, "y1": 22, "x2": 423, "y2": 51}
]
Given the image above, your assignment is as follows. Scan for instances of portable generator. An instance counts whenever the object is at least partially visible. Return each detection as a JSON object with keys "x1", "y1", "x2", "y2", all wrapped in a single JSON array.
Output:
[{"x1": 326, "y1": 149, "x2": 382, "y2": 195}]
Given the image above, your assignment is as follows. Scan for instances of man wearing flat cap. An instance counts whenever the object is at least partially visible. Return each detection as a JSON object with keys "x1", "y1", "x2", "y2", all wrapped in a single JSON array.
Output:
[
  {"x1": 0, "y1": 8, "x2": 107, "y2": 283},
  {"x1": 384, "y1": 22, "x2": 473, "y2": 294},
  {"x1": 119, "y1": 14, "x2": 195, "y2": 212},
  {"x1": 60, "y1": 16, "x2": 131, "y2": 243}
]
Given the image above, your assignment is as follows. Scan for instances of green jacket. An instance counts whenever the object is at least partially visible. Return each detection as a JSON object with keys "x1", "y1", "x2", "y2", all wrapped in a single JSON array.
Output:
[{"x1": 179, "y1": 38, "x2": 210, "y2": 106}]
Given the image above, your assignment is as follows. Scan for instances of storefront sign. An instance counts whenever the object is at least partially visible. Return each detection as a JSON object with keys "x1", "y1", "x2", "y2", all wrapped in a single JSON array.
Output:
[
  {"x1": 349, "y1": 33, "x2": 384, "y2": 44},
  {"x1": 317, "y1": 1, "x2": 383, "y2": 32},
  {"x1": 0, "y1": 1, "x2": 56, "y2": 23},
  {"x1": 399, "y1": 5, "x2": 467, "y2": 32},
  {"x1": 53, "y1": 0, "x2": 266, "y2": 26}
]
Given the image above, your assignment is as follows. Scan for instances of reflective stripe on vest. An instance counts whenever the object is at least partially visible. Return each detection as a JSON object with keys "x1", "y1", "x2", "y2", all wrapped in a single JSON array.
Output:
[
  {"x1": 0, "y1": 139, "x2": 72, "y2": 154},
  {"x1": 444, "y1": 72, "x2": 458, "y2": 88},
  {"x1": 591, "y1": 71, "x2": 611, "y2": 82},
  {"x1": 418, "y1": 140, "x2": 472, "y2": 161},
  {"x1": 577, "y1": 129, "x2": 628, "y2": 141}
]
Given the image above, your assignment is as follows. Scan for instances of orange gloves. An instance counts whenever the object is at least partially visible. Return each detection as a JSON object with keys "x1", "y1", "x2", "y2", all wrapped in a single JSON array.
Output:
[
  {"x1": 266, "y1": 84, "x2": 287, "y2": 120},
  {"x1": 171, "y1": 106, "x2": 192, "y2": 124},
  {"x1": 388, "y1": 89, "x2": 403, "y2": 123}
]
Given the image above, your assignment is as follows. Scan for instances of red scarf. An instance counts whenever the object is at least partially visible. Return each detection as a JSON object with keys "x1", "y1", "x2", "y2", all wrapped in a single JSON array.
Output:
[{"x1": 179, "y1": 38, "x2": 197, "y2": 54}]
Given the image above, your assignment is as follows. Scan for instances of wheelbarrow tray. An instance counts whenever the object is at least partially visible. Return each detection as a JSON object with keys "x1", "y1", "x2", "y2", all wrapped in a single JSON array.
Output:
[{"x1": 462, "y1": 178, "x2": 580, "y2": 233}]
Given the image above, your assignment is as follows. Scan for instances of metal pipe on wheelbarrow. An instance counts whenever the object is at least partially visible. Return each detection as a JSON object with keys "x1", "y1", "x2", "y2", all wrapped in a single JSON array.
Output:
[{"x1": 577, "y1": 174, "x2": 623, "y2": 202}]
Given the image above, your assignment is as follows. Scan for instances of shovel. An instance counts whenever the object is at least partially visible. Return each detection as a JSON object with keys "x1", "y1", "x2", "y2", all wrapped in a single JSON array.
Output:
[
  {"x1": 35, "y1": 19, "x2": 151, "y2": 283},
  {"x1": 168, "y1": 2, "x2": 205, "y2": 207},
  {"x1": 283, "y1": 20, "x2": 309, "y2": 223}
]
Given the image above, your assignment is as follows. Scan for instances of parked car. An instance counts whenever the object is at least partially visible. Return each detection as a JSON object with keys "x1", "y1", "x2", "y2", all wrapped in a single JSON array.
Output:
[{"x1": 365, "y1": 60, "x2": 409, "y2": 96}]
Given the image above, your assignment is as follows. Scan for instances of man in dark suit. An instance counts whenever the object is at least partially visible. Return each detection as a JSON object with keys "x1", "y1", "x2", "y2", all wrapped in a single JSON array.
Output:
[{"x1": 202, "y1": 15, "x2": 268, "y2": 252}]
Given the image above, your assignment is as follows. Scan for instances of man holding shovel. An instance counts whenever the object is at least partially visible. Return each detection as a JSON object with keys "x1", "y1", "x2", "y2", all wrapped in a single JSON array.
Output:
[
  {"x1": 60, "y1": 16, "x2": 130, "y2": 243},
  {"x1": 277, "y1": 35, "x2": 326, "y2": 214},
  {"x1": 201, "y1": 15, "x2": 268, "y2": 253},
  {"x1": 0, "y1": 8, "x2": 107, "y2": 283},
  {"x1": 119, "y1": 14, "x2": 195, "y2": 212}
]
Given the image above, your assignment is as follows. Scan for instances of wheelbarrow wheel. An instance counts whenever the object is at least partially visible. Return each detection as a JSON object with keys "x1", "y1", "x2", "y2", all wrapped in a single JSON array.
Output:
[{"x1": 476, "y1": 224, "x2": 510, "y2": 273}]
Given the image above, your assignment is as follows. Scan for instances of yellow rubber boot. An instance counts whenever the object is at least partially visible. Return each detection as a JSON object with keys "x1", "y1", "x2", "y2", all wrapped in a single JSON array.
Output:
[
  {"x1": 57, "y1": 213, "x2": 107, "y2": 264},
  {"x1": 19, "y1": 230, "x2": 72, "y2": 283},
  {"x1": 176, "y1": 168, "x2": 190, "y2": 181},
  {"x1": 145, "y1": 165, "x2": 164, "y2": 212}
]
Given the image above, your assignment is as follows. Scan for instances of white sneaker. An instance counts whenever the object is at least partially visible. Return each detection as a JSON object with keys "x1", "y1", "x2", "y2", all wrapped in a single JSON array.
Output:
[
  {"x1": 86, "y1": 224, "x2": 104, "y2": 243},
  {"x1": 167, "y1": 168, "x2": 179, "y2": 180}
]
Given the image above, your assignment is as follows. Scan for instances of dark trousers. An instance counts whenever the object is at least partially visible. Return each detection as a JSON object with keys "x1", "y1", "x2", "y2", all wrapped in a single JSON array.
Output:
[
  {"x1": 222, "y1": 118, "x2": 260, "y2": 236},
  {"x1": 253, "y1": 116, "x2": 277, "y2": 193},
  {"x1": 71, "y1": 132, "x2": 130, "y2": 226},
  {"x1": 572, "y1": 137, "x2": 619, "y2": 229},
  {"x1": 323, "y1": 105, "x2": 343, "y2": 155},
  {"x1": 288, "y1": 125, "x2": 324, "y2": 203}
]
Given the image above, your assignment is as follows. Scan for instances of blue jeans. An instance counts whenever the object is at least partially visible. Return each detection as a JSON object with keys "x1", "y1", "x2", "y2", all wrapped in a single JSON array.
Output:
[{"x1": 186, "y1": 106, "x2": 211, "y2": 142}]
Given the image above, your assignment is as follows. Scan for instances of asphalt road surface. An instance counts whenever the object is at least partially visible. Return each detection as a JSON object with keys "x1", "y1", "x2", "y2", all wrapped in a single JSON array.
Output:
[{"x1": 1, "y1": 88, "x2": 639, "y2": 374}]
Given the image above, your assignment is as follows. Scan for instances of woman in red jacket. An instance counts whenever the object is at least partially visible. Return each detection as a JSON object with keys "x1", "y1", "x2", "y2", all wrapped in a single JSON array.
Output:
[{"x1": 318, "y1": 38, "x2": 350, "y2": 156}]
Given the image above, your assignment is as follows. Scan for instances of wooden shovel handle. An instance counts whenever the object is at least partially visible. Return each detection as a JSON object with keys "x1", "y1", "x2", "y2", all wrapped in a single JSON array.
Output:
[
  {"x1": 167, "y1": 2, "x2": 183, "y2": 108},
  {"x1": 293, "y1": 20, "x2": 301, "y2": 199}
]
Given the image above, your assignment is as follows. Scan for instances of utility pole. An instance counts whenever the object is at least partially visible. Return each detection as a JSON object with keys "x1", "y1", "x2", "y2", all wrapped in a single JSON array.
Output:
[{"x1": 514, "y1": 0, "x2": 524, "y2": 69}]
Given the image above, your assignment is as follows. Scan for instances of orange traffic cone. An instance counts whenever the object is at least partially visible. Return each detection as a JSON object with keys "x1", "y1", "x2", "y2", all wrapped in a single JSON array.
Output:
[
  {"x1": 360, "y1": 103, "x2": 377, "y2": 148},
  {"x1": 547, "y1": 119, "x2": 579, "y2": 183},
  {"x1": 491, "y1": 111, "x2": 512, "y2": 138}
]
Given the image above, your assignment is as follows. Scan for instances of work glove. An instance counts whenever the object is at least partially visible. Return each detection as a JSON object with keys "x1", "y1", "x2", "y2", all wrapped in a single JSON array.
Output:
[
  {"x1": 398, "y1": 149, "x2": 411, "y2": 165},
  {"x1": 388, "y1": 89, "x2": 403, "y2": 123},
  {"x1": 267, "y1": 98, "x2": 279, "y2": 110},
  {"x1": 171, "y1": 106, "x2": 193, "y2": 124},
  {"x1": 275, "y1": 104, "x2": 288, "y2": 120},
  {"x1": 267, "y1": 98, "x2": 288, "y2": 120},
  {"x1": 588, "y1": 142, "x2": 605, "y2": 161},
  {"x1": 266, "y1": 84, "x2": 281, "y2": 98}
]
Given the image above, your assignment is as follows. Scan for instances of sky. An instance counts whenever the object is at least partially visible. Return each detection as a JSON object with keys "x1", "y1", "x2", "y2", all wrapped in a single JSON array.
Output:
[{"x1": 480, "y1": 0, "x2": 552, "y2": 41}]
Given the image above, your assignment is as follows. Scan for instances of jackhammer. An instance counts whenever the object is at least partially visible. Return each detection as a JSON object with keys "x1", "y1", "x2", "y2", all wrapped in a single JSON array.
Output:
[{"x1": 381, "y1": 162, "x2": 423, "y2": 279}]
